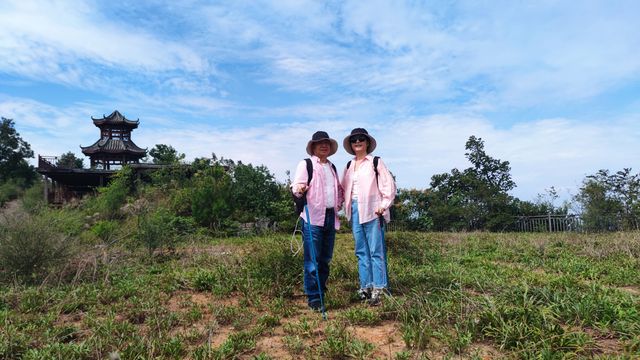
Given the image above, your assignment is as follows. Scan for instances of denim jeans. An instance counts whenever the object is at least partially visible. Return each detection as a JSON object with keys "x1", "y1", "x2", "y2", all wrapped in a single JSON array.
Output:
[
  {"x1": 301, "y1": 208, "x2": 336, "y2": 305},
  {"x1": 351, "y1": 199, "x2": 388, "y2": 290}
]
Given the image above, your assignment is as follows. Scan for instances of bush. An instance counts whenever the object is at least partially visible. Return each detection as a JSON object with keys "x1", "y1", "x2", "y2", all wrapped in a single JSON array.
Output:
[
  {"x1": 0, "y1": 213, "x2": 75, "y2": 284},
  {"x1": 136, "y1": 207, "x2": 177, "y2": 255},
  {"x1": 191, "y1": 166, "x2": 232, "y2": 228},
  {"x1": 20, "y1": 181, "x2": 45, "y2": 213},
  {"x1": 90, "y1": 166, "x2": 135, "y2": 219},
  {"x1": 91, "y1": 220, "x2": 119, "y2": 243},
  {"x1": 0, "y1": 180, "x2": 21, "y2": 207}
]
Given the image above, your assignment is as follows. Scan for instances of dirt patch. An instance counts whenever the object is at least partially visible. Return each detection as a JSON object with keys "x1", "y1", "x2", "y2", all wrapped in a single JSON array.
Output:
[
  {"x1": 166, "y1": 290, "x2": 241, "y2": 312},
  {"x1": 583, "y1": 327, "x2": 622, "y2": 355},
  {"x1": 466, "y1": 342, "x2": 501, "y2": 359},
  {"x1": 615, "y1": 285, "x2": 640, "y2": 296},
  {"x1": 349, "y1": 320, "x2": 405, "y2": 358},
  {"x1": 254, "y1": 327, "x2": 290, "y2": 359}
]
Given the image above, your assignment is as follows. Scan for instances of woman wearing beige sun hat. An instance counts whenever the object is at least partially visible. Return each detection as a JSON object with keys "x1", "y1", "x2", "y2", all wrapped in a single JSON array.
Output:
[{"x1": 341, "y1": 128, "x2": 396, "y2": 306}]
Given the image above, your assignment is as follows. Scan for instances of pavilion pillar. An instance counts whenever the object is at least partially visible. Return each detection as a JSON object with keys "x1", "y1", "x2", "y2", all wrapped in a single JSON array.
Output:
[{"x1": 43, "y1": 175, "x2": 48, "y2": 204}]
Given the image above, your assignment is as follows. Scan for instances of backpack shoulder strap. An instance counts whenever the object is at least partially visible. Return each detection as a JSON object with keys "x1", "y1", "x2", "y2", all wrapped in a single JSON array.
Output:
[
  {"x1": 373, "y1": 156, "x2": 380, "y2": 185},
  {"x1": 331, "y1": 163, "x2": 337, "y2": 175},
  {"x1": 373, "y1": 156, "x2": 379, "y2": 177},
  {"x1": 346, "y1": 160, "x2": 352, "y2": 169},
  {"x1": 305, "y1": 158, "x2": 313, "y2": 185}
]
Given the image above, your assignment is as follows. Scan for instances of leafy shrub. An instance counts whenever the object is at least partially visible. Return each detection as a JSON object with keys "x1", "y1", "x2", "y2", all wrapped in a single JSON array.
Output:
[
  {"x1": 0, "y1": 214, "x2": 75, "y2": 284},
  {"x1": 0, "y1": 180, "x2": 21, "y2": 207},
  {"x1": 191, "y1": 165, "x2": 232, "y2": 228},
  {"x1": 169, "y1": 187, "x2": 192, "y2": 216},
  {"x1": 91, "y1": 220, "x2": 119, "y2": 243},
  {"x1": 90, "y1": 166, "x2": 135, "y2": 219},
  {"x1": 168, "y1": 216, "x2": 198, "y2": 235},
  {"x1": 136, "y1": 207, "x2": 176, "y2": 255},
  {"x1": 20, "y1": 181, "x2": 44, "y2": 213}
]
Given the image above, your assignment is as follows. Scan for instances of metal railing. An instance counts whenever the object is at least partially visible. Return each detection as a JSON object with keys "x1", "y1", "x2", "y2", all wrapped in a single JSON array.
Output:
[{"x1": 515, "y1": 214, "x2": 583, "y2": 232}]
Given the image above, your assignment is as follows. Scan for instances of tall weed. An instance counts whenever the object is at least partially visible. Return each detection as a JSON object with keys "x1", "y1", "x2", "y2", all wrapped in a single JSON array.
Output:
[
  {"x1": 20, "y1": 181, "x2": 45, "y2": 213},
  {"x1": 0, "y1": 213, "x2": 76, "y2": 284}
]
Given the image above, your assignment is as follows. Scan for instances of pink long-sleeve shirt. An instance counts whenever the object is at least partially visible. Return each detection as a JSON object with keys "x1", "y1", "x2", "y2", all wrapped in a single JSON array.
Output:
[
  {"x1": 292, "y1": 156, "x2": 344, "y2": 229},
  {"x1": 342, "y1": 155, "x2": 396, "y2": 224}
]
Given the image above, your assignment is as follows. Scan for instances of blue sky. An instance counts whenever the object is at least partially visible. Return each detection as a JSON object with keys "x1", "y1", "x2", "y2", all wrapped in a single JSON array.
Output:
[{"x1": 1, "y1": 0, "x2": 639, "y2": 202}]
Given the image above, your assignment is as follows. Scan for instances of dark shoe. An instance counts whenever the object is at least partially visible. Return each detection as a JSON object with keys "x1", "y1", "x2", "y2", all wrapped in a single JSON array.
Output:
[
  {"x1": 308, "y1": 301, "x2": 325, "y2": 312},
  {"x1": 368, "y1": 288, "x2": 384, "y2": 306},
  {"x1": 357, "y1": 288, "x2": 371, "y2": 301}
]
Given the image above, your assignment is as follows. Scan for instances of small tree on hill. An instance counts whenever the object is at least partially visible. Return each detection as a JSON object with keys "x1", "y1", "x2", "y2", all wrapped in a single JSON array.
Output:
[
  {"x1": 58, "y1": 151, "x2": 84, "y2": 169},
  {"x1": 149, "y1": 144, "x2": 185, "y2": 164},
  {"x1": 429, "y1": 136, "x2": 517, "y2": 231},
  {"x1": 191, "y1": 165, "x2": 232, "y2": 228}
]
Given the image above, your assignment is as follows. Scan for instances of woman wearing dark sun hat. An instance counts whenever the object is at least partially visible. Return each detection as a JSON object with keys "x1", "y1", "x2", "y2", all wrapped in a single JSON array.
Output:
[
  {"x1": 341, "y1": 128, "x2": 396, "y2": 306},
  {"x1": 291, "y1": 131, "x2": 344, "y2": 312}
]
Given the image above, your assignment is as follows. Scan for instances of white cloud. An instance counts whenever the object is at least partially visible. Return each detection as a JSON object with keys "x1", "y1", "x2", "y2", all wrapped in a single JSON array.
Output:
[
  {"x1": 8, "y1": 95, "x2": 637, "y2": 202},
  {"x1": 0, "y1": 1, "x2": 209, "y2": 83},
  {"x1": 2, "y1": 1, "x2": 640, "y2": 206}
]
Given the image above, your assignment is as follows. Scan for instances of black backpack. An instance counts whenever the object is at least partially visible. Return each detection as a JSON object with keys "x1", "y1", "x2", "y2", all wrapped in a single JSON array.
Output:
[{"x1": 292, "y1": 158, "x2": 337, "y2": 215}]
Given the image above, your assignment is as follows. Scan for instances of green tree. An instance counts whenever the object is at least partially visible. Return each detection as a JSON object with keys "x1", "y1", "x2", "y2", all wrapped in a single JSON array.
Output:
[
  {"x1": 575, "y1": 168, "x2": 640, "y2": 231},
  {"x1": 394, "y1": 188, "x2": 433, "y2": 231},
  {"x1": 149, "y1": 144, "x2": 185, "y2": 164},
  {"x1": 230, "y1": 162, "x2": 281, "y2": 223},
  {"x1": 429, "y1": 136, "x2": 517, "y2": 231},
  {"x1": 191, "y1": 165, "x2": 232, "y2": 228},
  {"x1": 0, "y1": 117, "x2": 36, "y2": 185},
  {"x1": 57, "y1": 151, "x2": 84, "y2": 169},
  {"x1": 514, "y1": 187, "x2": 569, "y2": 216}
]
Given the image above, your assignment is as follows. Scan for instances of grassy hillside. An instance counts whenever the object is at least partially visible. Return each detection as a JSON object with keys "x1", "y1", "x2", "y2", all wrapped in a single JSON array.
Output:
[{"x1": 2, "y1": 202, "x2": 640, "y2": 360}]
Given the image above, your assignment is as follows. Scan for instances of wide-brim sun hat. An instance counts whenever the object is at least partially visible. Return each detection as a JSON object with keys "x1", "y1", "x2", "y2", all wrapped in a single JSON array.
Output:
[
  {"x1": 343, "y1": 128, "x2": 377, "y2": 155},
  {"x1": 306, "y1": 131, "x2": 338, "y2": 156}
]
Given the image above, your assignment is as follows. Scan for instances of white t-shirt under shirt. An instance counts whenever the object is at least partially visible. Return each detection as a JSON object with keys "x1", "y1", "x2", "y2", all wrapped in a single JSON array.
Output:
[
  {"x1": 351, "y1": 165, "x2": 359, "y2": 200},
  {"x1": 322, "y1": 163, "x2": 335, "y2": 209}
]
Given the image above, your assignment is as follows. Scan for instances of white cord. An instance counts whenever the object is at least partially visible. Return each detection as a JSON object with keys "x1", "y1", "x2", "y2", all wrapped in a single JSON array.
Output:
[{"x1": 290, "y1": 216, "x2": 303, "y2": 256}]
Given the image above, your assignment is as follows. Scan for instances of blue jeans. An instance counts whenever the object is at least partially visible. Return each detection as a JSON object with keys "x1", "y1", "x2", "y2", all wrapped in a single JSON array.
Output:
[
  {"x1": 302, "y1": 208, "x2": 336, "y2": 305},
  {"x1": 351, "y1": 200, "x2": 388, "y2": 290}
]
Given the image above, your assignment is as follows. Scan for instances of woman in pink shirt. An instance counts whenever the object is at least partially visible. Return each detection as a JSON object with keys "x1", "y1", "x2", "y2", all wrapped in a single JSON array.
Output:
[
  {"x1": 291, "y1": 131, "x2": 344, "y2": 311},
  {"x1": 341, "y1": 128, "x2": 396, "y2": 305}
]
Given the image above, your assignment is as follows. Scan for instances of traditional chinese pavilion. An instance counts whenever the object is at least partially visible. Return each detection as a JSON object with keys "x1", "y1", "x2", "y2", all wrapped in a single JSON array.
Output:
[
  {"x1": 81, "y1": 110, "x2": 146, "y2": 169},
  {"x1": 38, "y1": 110, "x2": 152, "y2": 204}
]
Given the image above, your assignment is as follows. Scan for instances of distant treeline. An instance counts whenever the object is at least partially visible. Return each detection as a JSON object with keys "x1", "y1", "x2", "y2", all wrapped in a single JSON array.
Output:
[{"x1": 2, "y1": 116, "x2": 638, "y2": 232}]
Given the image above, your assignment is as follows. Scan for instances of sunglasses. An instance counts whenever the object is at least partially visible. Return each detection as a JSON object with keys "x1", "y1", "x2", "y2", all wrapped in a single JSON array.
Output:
[{"x1": 349, "y1": 135, "x2": 368, "y2": 143}]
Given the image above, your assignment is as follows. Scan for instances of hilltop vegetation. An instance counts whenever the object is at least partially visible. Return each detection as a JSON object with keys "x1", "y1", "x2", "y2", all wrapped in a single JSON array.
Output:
[
  {"x1": 2, "y1": 210, "x2": 640, "y2": 358},
  {"x1": 2, "y1": 117, "x2": 640, "y2": 357},
  {"x1": 2, "y1": 172, "x2": 640, "y2": 358}
]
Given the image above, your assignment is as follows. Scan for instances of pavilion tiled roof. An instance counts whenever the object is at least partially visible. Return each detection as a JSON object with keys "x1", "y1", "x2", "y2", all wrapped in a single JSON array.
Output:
[
  {"x1": 81, "y1": 138, "x2": 146, "y2": 156},
  {"x1": 91, "y1": 110, "x2": 139, "y2": 129}
]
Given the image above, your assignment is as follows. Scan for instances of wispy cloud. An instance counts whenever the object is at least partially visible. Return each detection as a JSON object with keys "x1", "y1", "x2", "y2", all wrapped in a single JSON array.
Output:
[
  {"x1": 1, "y1": 1, "x2": 639, "y2": 202},
  {"x1": 0, "y1": 0, "x2": 211, "y2": 94}
]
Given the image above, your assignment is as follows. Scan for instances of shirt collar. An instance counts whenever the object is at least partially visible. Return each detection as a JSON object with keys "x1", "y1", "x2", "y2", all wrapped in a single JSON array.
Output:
[
  {"x1": 311, "y1": 155, "x2": 331, "y2": 164},
  {"x1": 352, "y1": 154, "x2": 374, "y2": 161}
]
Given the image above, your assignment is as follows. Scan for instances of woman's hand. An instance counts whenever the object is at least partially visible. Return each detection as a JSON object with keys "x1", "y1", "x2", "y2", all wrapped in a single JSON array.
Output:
[
  {"x1": 294, "y1": 184, "x2": 309, "y2": 195},
  {"x1": 375, "y1": 207, "x2": 385, "y2": 215}
]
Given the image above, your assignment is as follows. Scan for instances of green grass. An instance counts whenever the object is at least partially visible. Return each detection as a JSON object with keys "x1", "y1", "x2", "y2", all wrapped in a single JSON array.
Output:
[{"x1": 2, "y1": 229, "x2": 640, "y2": 358}]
